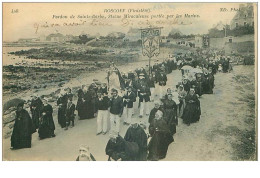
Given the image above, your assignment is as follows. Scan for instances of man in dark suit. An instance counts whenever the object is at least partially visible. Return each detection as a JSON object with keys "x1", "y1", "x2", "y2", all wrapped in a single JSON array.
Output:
[
  {"x1": 109, "y1": 88, "x2": 124, "y2": 134},
  {"x1": 123, "y1": 87, "x2": 136, "y2": 125}
]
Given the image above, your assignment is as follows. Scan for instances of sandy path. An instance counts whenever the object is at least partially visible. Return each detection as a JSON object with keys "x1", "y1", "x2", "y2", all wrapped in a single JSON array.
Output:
[
  {"x1": 3, "y1": 65, "x2": 255, "y2": 161},
  {"x1": 165, "y1": 65, "x2": 255, "y2": 161}
]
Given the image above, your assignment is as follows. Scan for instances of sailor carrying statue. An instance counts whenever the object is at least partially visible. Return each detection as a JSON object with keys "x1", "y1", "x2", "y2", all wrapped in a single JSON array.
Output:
[{"x1": 107, "y1": 62, "x2": 125, "y2": 95}]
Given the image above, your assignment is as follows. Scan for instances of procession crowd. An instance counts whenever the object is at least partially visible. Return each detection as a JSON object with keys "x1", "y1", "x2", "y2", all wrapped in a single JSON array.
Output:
[{"x1": 10, "y1": 50, "x2": 233, "y2": 161}]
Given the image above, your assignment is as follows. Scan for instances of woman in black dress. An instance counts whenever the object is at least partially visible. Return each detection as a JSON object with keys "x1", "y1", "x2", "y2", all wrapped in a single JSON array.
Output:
[
  {"x1": 38, "y1": 99, "x2": 55, "y2": 139},
  {"x1": 182, "y1": 88, "x2": 201, "y2": 125}
]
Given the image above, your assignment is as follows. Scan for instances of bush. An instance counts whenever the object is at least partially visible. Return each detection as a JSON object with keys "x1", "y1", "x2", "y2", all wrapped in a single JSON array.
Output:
[{"x1": 208, "y1": 25, "x2": 254, "y2": 38}]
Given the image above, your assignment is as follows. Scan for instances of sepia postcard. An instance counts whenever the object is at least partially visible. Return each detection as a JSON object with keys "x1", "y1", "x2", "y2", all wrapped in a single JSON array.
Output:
[{"x1": 2, "y1": 2, "x2": 258, "y2": 161}]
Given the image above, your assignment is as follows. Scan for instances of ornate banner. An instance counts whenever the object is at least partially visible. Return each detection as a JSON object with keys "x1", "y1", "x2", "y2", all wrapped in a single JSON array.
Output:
[{"x1": 141, "y1": 27, "x2": 161, "y2": 58}]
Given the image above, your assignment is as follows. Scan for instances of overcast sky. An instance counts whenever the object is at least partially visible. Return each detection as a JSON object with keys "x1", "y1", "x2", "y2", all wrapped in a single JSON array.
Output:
[{"x1": 3, "y1": 2, "x2": 251, "y2": 41}]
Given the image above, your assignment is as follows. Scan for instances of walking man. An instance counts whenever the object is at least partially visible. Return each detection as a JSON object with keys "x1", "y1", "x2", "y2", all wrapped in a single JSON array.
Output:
[
  {"x1": 109, "y1": 88, "x2": 124, "y2": 134},
  {"x1": 96, "y1": 91, "x2": 110, "y2": 135},
  {"x1": 123, "y1": 87, "x2": 136, "y2": 125}
]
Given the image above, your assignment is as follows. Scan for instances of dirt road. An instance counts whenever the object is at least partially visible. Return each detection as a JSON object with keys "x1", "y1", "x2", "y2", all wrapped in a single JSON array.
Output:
[{"x1": 3, "y1": 65, "x2": 256, "y2": 161}]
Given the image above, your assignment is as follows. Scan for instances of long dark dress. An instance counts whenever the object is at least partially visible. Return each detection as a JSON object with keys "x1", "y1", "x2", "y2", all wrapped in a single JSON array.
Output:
[
  {"x1": 202, "y1": 75, "x2": 211, "y2": 94},
  {"x1": 81, "y1": 91, "x2": 95, "y2": 119},
  {"x1": 164, "y1": 99, "x2": 178, "y2": 135},
  {"x1": 183, "y1": 81, "x2": 191, "y2": 92},
  {"x1": 38, "y1": 104, "x2": 55, "y2": 139},
  {"x1": 195, "y1": 80, "x2": 203, "y2": 96},
  {"x1": 30, "y1": 98, "x2": 43, "y2": 132},
  {"x1": 208, "y1": 73, "x2": 215, "y2": 93},
  {"x1": 89, "y1": 89, "x2": 98, "y2": 114},
  {"x1": 57, "y1": 95, "x2": 68, "y2": 128},
  {"x1": 11, "y1": 109, "x2": 33, "y2": 149},
  {"x1": 76, "y1": 89, "x2": 84, "y2": 119},
  {"x1": 105, "y1": 135, "x2": 139, "y2": 161},
  {"x1": 124, "y1": 125, "x2": 148, "y2": 161},
  {"x1": 148, "y1": 119, "x2": 174, "y2": 161},
  {"x1": 182, "y1": 94, "x2": 201, "y2": 125}
]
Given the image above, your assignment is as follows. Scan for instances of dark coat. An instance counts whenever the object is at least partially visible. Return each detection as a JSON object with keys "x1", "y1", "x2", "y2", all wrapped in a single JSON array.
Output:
[
  {"x1": 124, "y1": 125, "x2": 148, "y2": 161},
  {"x1": 30, "y1": 97, "x2": 43, "y2": 131},
  {"x1": 148, "y1": 118, "x2": 174, "y2": 160},
  {"x1": 97, "y1": 96, "x2": 110, "y2": 110},
  {"x1": 11, "y1": 109, "x2": 33, "y2": 149},
  {"x1": 38, "y1": 104, "x2": 55, "y2": 139},
  {"x1": 110, "y1": 96, "x2": 124, "y2": 115},
  {"x1": 158, "y1": 73, "x2": 167, "y2": 86},
  {"x1": 65, "y1": 103, "x2": 76, "y2": 122},
  {"x1": 57, "y1": 94, "x2": 68, "y2": 127},
  {"x1": 138, "y1": 84, "x2": 151, "y2": 102},
  {"x1": 182, "y1": 81, "x2": 191, "y2": 92},
  {"x1": 164, "y1": 99, "x2": 178, "y2": 135},
  {"x1": 76, "y1": 89, "x2": 84, "y2": 118},
  {"x1": 182, "y1": 94, "x2": 201, "y2": 125},
  {"x1": 80, "y1": 91, "x2": 95, "y2": 119},
  {"x1": 105, "y1": 135, "x2": 139, "y2": 161},
  {"x1": 147, "y1": 77, "x2": 155, "y2": 88},
  {"x1": 123, "y1": 91, "x2": 136, "y2": 108}
]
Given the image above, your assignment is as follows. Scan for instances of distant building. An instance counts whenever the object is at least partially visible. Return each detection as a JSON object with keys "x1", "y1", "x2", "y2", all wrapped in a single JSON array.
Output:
[
  {"x1": 195, "y1": 36, "x2": 203, "y2": 48},
  {"x1": 195, "y1": 35, "x2": 209, "y2": 48},
  {"x1": 124, "y1": 27, "x2": 140, "y2": 42},
  {"x1": 225, "y1": 36, "x2": 234, "y2": 43},
  {"x1": 230, "y1": 3, "x2": 254, "y2": 30},
  {"x1": 213, "y1": 21, "x2": 226, "y2": 31},
  {"x1": 160, "y1": 36, "x2": 169, "y2": 43},
  {"x1": 64, "y1": 35, "x2": 76, "y2": 42},
  {"x1": 46, "y1": 33, "x2": 65, "y2": 42}
]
